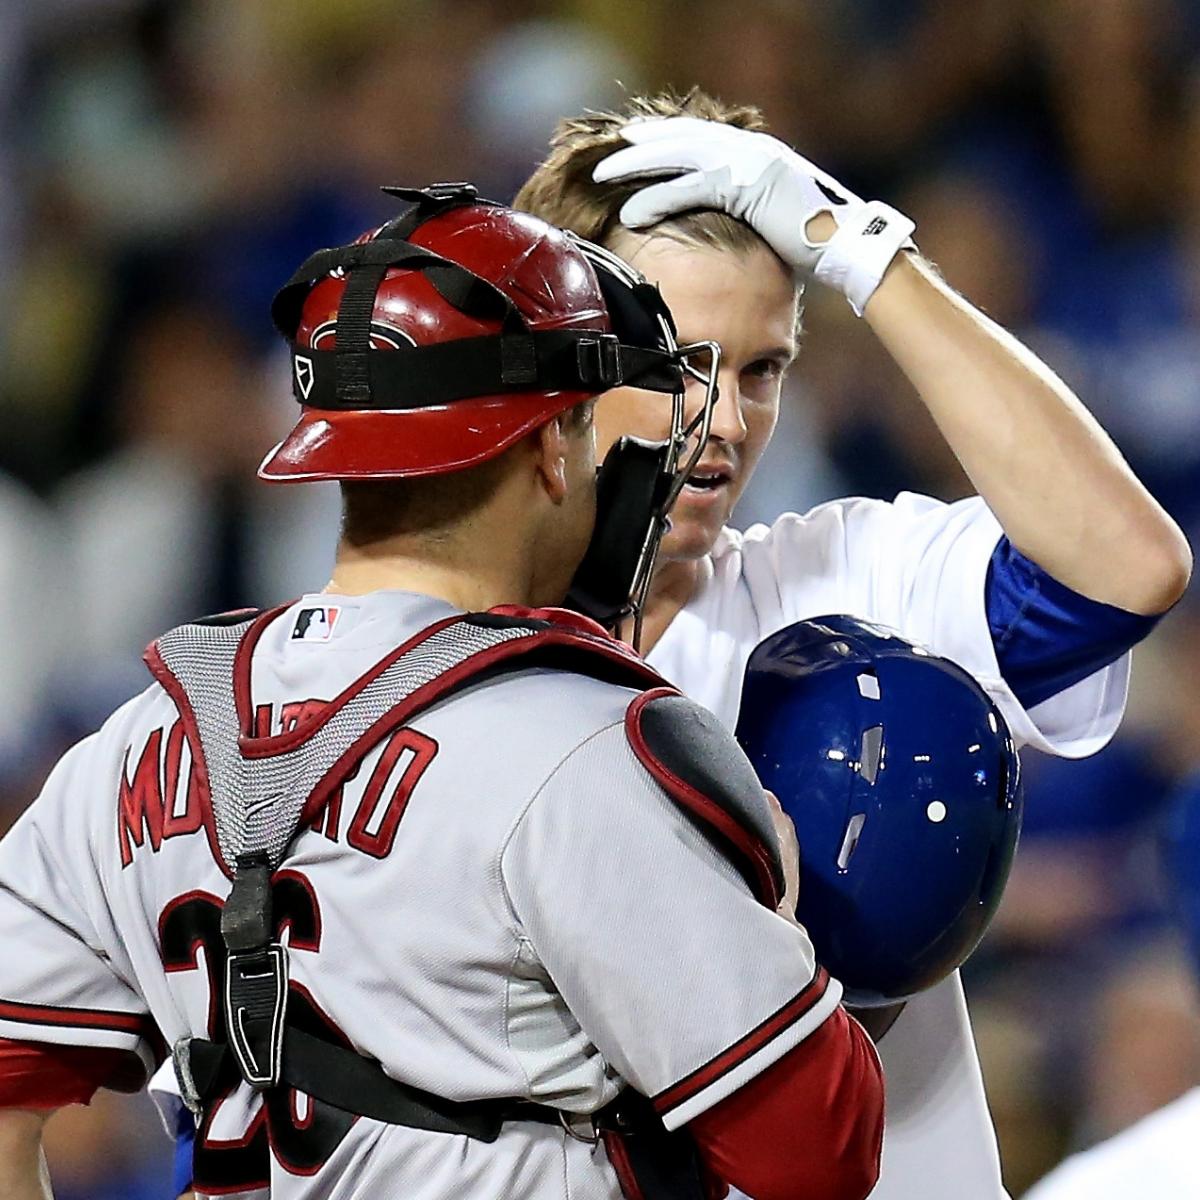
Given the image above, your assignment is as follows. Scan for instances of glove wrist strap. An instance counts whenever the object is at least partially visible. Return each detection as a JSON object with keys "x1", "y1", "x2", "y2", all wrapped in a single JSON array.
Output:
[{"x1": 814, "y1": 201, "x2": 916, "y2": 317}]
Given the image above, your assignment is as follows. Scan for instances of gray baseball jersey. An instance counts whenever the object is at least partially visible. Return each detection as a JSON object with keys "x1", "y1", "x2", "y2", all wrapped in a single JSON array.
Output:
[{"x1": 0, "y1": 591, "x2": 839, "y2": 1199}]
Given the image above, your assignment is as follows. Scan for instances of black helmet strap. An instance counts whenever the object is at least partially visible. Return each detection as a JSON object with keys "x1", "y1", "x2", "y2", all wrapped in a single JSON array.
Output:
[{"x1": 271, "y1": 183, "x2": 683, "y2": 411}]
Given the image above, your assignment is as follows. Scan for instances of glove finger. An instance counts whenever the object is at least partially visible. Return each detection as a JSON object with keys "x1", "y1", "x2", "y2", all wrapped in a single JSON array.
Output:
[
  {"x1": 593, "y1": 137, "x2": 722, "y2": 184},
  {"x1": 617, "y1": 173, "x2": 724, "y2": 229},
  {"x1": 618, "y1": 115, "x2": 739, "y2": 145}
]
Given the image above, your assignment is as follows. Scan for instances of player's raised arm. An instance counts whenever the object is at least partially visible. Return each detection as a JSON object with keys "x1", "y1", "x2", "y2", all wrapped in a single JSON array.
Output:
[{"x1": 595, "y1": 116, "x2": 1192, "y2": 617}]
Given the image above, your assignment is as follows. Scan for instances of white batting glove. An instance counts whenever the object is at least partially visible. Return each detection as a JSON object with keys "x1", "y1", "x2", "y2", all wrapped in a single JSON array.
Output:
[{"x1": 593, "y1": 116, "x2": 916, "y2": 316}]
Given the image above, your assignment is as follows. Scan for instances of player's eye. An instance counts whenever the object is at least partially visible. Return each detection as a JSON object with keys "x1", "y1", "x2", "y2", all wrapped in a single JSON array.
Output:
[{"x1": 744, "y1": 358, "x2": 784, "y2": 382}]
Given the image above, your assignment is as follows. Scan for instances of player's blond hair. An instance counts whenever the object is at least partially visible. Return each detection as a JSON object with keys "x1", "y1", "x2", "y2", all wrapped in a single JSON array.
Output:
[{"x1": 515, "y1": 88, "x2": 768, "y2": 254}]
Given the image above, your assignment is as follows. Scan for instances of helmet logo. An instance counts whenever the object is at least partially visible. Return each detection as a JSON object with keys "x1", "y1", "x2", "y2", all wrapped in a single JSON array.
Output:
[
  {"x1": 294, "y1": 354, "x2": 315, "y2": 400},
  {"x1": 310, "y1": 319, "x2": 417, "y2": 351}
]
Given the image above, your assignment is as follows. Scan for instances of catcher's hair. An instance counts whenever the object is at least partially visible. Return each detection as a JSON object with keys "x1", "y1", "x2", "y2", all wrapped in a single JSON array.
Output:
[
  {"x1": 514, "y1": 88, "x2": 768, "y2": 254},
  {"x1": 339, "y1": 402, "x2": 594, "y2": 548}
]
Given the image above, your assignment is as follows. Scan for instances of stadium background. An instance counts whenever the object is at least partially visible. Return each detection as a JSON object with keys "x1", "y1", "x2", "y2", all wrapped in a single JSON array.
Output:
[{"x1": 2, "y1": 1, "x2": 1199, "y2": 1195}]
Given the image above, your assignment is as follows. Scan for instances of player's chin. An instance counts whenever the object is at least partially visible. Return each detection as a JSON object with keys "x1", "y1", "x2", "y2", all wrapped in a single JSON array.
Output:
[{"x1": 661, "y1": 498, "x2": 728, "y2": 561}]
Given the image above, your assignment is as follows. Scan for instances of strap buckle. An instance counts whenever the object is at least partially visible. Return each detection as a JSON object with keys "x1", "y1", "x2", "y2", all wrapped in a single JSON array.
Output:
[
  {"x1": 577, "y1": 335, "x2": 624, "y2": 388},
  {"x1": 381, "y1": 182, "x2": 479, "y2": 205},
  {"x1": 224, "y1": 943, "x2": 289, "y2": 1090},
  {"x1": 558, "y1": 1108, "x2": 601, "y2": 1145},
  {"x1": 172, "y1": 1037, "x2": 205, "y2": 1118}
]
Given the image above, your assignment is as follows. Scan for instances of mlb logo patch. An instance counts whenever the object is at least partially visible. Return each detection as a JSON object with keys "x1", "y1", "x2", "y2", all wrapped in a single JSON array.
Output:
[{"x1": 292, "y1": 606, "x2": 341, "y2": 642}]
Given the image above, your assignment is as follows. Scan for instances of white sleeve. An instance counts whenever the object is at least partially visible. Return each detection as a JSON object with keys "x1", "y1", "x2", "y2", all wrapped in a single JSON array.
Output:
[
  {"x1": 1022, "y1": 1089, "x2": 1200, "y2": 1200},
  {"x1": 869, "y1": 973, "x2": 1008, "y2": 1200},
  {"x1": 0, "y1": 733, "x2": 156, "y2": 1066},
  {"x1": 500, "y1": 720, "x2": 841, "y2": 1130},
  {"x1": 744, "y1": 493, "x2": 1129, "y2": 757}
]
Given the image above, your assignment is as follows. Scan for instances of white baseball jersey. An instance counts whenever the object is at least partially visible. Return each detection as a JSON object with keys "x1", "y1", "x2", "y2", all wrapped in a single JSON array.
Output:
[
  {"x1": 642, "y1": 492, "x2": 1131, "y2": 1200},
  {"x1": 0, "y1": 591, "x2": 839, "y2": 1200},
  {"x1": 1022, "y1": 1088, "x2": 1200, "y2": 1199}
]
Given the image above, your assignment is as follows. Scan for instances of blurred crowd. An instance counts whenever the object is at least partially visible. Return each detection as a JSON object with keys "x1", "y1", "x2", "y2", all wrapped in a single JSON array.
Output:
[{"x1": 3, "y1": 1, "x2": 1200, "y2": 1196}]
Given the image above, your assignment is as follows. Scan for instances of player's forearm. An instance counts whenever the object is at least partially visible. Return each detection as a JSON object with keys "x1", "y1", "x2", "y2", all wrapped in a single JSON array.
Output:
[
  {"x1": 864, "y1": 252, "x2": 1191, "y2": 615},
  {"x1": 0, "y1": 1108, "x2": 54, "y2": 1199}
]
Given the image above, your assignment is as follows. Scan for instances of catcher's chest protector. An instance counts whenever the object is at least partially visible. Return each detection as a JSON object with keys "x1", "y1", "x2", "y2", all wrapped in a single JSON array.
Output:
[{"x1": 147, "y1": 605, "x2": 718, "y2": 1200}]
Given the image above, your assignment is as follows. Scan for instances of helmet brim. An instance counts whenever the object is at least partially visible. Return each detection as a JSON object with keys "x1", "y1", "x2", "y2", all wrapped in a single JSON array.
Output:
[{"x1": 258, "y1": 392, "x2": 592, "y2": 483}]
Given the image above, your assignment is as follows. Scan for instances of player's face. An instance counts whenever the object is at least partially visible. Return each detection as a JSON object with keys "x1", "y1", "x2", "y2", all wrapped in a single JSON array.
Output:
[{"x1": 596, "y1": 236, "x2": 798, "y2": 561}]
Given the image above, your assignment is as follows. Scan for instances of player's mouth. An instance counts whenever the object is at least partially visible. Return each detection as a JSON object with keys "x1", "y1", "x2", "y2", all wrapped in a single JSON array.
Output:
[{"x1": 681, "y1": 461, "x2": 734, "y2": 504}]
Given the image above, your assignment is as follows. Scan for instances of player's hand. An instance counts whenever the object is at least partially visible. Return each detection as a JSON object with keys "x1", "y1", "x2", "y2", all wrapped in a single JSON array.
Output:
[
  {"x1": 593, "y1": 116, "x2": 917, "y2": 315},
  {"x1": 764, "y1": 789, "x2": 801, "y2": 924}
]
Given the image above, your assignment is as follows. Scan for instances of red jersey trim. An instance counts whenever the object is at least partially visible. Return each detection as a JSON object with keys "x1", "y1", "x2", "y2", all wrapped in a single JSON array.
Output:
[
  {"x1": 625, "y1": 688, "x2": 781, "y2": 908},
  {"x1": 144, "y1": 642, "x2": 229, "y2": 878},
  {"x1": 0, "y1": 1040, "x2": 146, "y2": 1108},
  {"x1": 653, "y1": 967, "x2": 832, "y2": 1118},
  {"x1": 0, "y1": 998, "x2": 155, "y2": 1039},
  {"x1": 230, "y1": 604, "x2": 293, "y2": 740}
]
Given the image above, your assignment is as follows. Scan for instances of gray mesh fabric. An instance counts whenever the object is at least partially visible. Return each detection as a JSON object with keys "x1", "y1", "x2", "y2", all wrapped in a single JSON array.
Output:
[{"x1": 154, "y1": 616, "x2": 537, "y2": 871}]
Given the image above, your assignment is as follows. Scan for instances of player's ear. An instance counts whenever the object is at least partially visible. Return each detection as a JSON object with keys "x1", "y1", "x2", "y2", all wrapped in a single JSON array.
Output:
[{"x1": 532, "y1": 414, "x2": 571, "y2": 503}]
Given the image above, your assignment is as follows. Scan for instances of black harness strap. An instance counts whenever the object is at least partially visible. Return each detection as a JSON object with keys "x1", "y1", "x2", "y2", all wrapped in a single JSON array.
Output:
[
  {"x1": 177, "y1": 1030, "x2": 562, "y2": 1143},
  {"x1": 291, "y1": 330, "x2": 678, "y2": 411},
  {"x1": 271, "y1": 242, "x2": 524, "y2": 346},
  {"x1": 334, "y1": 264, "x2": 388, "y2": 407},
  {"x1": 270, "y1": 182, "x2": 686, "y2": 420}
]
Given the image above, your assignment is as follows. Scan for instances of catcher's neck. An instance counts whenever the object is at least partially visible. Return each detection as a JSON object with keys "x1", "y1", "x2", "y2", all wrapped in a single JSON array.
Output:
[{"x1": 324, "y1": 544, "x2": 535, "y2": 614}]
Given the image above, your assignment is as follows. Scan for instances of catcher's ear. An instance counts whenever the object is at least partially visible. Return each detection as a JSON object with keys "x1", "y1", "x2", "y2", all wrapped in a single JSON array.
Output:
[{"x1": 532, "y1": 416, "x2": 570, "y2": 502}]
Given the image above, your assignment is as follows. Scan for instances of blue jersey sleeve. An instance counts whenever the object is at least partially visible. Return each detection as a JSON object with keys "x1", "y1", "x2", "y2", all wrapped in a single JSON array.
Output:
[
  {"x1": 986, "y1": 537, "x2": 1161, "y2": 711},
  {"x1": 173, "y1": 1106, "x2": 195, "y2": 1196}
]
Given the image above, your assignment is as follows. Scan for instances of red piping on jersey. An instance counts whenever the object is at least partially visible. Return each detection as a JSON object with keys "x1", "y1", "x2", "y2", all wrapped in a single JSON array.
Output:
[
  {"x1": 625, "y1": 688, "x2": 782, "y2": 909},
  {"x1": 236, "y1": 613, "x2": 463, "y2": 758},
  {"x1": 236, "y1": 608, "x2": 653, "y2": 759},
  {"x1": 489, "y1": 604, "x2": 619, "y2": 641},
  {"x1": 144, "y1": 642, "x2": 230, "y2": 879},
  {"x1": 653, "y1": 967, "x2": 831, "y2": 1118},
  {"x1": 230, "y1": 604, "x2": 293, "y2": 738},
  {"x1": 0, "y1": 997, "x2": 156, "y2": 1040}
]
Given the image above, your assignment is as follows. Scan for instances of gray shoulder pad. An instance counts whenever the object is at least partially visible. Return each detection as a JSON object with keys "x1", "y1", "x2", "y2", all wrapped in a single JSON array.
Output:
[{"x1": 626, "y1": 689, "x2": 784, "y2": 906}]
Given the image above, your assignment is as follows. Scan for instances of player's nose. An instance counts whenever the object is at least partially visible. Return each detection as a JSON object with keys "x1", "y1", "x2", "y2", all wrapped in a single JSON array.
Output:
[{"x1": 706, "y1": 366, "x2": 748, "y2": 445}]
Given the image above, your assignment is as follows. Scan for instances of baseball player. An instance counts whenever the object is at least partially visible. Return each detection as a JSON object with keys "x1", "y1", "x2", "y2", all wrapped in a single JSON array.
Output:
[
  {"x1": 0, "y1": 188, "x2": 886, "y2": 1200},
  {"x1": 1022, "y1": 778, "x2": 1200, "y2": 1199},
  {"x1": 512, "y1": 90, "x2": 1192, "y2": 1199}
]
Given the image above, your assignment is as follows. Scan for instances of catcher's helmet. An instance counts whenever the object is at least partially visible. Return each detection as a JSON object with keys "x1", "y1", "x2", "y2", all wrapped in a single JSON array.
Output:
[
  {"x1": 263, "y1": 183, "x2": 721, "y2": 632},
  {"x1": 735, "y1": 616, "x2": 1023, "y2": 1007}
]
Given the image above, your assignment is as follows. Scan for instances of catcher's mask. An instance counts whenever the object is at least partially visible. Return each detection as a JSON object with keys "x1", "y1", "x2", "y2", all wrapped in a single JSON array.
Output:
[{"x1": 264, "y1": 183, "x2": 720, "y2": 641}]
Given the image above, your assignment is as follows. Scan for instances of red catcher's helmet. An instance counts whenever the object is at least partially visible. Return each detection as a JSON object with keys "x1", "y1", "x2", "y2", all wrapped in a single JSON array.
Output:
[
  {"x1": 262, "y1": 184, "x2": 723, "y2": 636},
  {"x1": 261, "y1": 186, "x2": 622, "y2": 482}
]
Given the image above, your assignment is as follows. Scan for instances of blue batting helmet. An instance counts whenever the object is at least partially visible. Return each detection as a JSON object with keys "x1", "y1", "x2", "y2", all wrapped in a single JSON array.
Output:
[
  {"x1": 735, "y1": 616, "x2": 1023, "y2": 1007},
  {"x1": 1162, "y1": 777, "x2": 1200, "y2": 980}
]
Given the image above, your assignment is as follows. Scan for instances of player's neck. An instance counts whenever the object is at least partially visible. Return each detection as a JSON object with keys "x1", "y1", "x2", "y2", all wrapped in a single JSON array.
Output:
[
  {"x1": 622, "y1": 557, "x2": 699, "y2": 655},
  {"x1": 325, "y1": 536, "x2": 541, "y2": 613}
]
